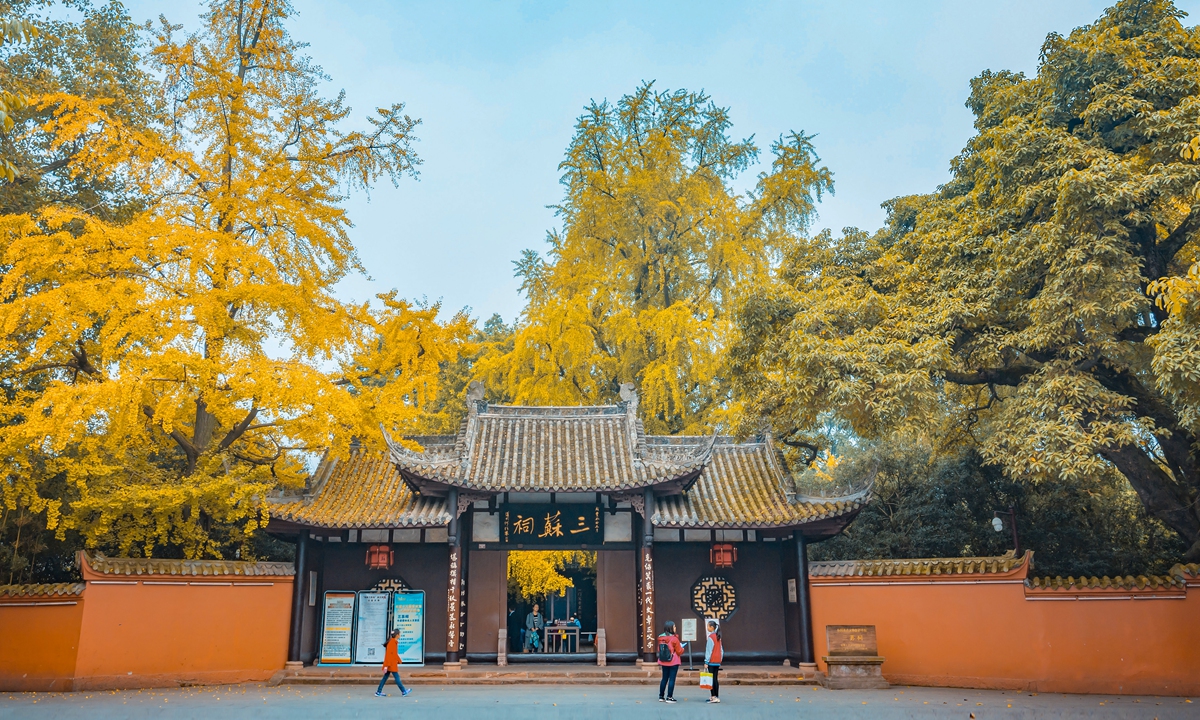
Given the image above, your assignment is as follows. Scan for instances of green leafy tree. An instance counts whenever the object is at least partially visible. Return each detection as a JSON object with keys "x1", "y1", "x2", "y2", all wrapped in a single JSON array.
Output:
[
  {"x1": 734, "y1": 0, "x2": 1200, "y2": 560},
  {"x1": 0, "y1": 1, "x2": 149, "y2": 212},
  {"x1": 811, "y1": 440, "x2": 1185, "y2": 578}
]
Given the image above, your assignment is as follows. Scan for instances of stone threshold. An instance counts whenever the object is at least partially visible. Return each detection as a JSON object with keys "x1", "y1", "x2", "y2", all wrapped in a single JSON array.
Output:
[{"x1": 273, "y1": 664, "x2": 818, "y2": 686}]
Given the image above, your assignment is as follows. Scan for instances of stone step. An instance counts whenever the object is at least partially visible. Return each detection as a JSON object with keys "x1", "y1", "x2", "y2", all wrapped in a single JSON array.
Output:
[{"x1": 274, "y1": 664, "x2": 818, "y2": 687}]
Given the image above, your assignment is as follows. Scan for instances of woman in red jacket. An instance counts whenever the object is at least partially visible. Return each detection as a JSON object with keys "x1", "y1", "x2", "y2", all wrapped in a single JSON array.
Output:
[
  {"x1": 375, "y1": 629, "x2": 412, "y2": 697},
  {"x1": 656, "y1": 621, "x2": 684, "y2": 703},
  {"x1": 704, "y1": 619, "x2": 723, "y2": 703}
]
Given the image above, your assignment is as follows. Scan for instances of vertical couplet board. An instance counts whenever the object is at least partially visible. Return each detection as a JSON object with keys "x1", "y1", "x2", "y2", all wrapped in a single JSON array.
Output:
[
  {"x1": 641, "y1": 546, "x2": 655, "y2": 656},
  {"x1": 319, "y1": 591, "x2": 356, "y2": 664},
  {"x1": 354, "y1": 592, "x2": 391, "y2": 664},
  {"x1": 447, "y1": 545, "x2": 461, "y2": 656},
  {"x1": 392, "y1": 590, "x2": 426, "y2": 666}
]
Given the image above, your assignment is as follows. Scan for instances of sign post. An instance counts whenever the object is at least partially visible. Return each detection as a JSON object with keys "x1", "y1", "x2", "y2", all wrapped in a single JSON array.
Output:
[{"x1": 681, "y1": 618, "x2": 697, "y2": 670}]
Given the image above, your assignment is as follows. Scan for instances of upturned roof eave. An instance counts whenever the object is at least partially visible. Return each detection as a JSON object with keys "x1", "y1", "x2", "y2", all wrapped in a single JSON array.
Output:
[
  {"x1": 651, "y1": 499, "x2": 867, "y2": 535},
  {"x1": 394, "y1": 463, "x2": 711, "y2": 496}
]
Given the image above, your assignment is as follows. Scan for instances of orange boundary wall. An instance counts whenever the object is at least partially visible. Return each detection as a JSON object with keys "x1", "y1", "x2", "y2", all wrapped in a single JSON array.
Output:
[
  {"x1": 0, "y1": 588, "x2": 84, "y2": 691},
  {"x1": 810, "y1": 558, "x2": 1200, "y2": 696},
  {"x1": 4, "y1": 552, "x2": 1198, "y2": 694},
  {"x1": 0, "y1": 554, "x2": 293, "y2": 691}
]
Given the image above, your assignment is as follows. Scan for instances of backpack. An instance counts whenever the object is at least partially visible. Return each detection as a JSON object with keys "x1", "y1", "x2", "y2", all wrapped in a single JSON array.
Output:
[{"x1": 657, "y1": 636, "x2": 674, "y2": 663}]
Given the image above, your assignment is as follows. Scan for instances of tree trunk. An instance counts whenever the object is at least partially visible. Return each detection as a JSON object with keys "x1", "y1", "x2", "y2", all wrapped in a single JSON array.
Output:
[{"x1": 1098, "y1": 443, "x2": 1200, "y2": 561}]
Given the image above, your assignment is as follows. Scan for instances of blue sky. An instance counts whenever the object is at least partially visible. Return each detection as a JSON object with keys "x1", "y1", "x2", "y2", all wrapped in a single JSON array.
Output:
[{"x1": 123, "y1": 0, "x2": 1182, "y2": 322}]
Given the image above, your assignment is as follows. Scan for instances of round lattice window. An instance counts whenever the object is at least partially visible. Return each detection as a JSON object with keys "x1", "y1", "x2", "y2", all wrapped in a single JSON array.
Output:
[{"x1": 691, "y1": 575, "x2": 737, "y2": 620}]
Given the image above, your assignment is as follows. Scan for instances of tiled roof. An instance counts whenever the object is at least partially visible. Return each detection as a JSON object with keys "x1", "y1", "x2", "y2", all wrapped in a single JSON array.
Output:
[
  {"x1": 809, "y1": 551, "x2": 1030, "y2": 578},
  {"x1": 285, "y1": 389, "x2": 870, "y2": 532},
  {"x1": 269, "y1": 451, "x2": 451, "y2": 529},
  {"x1": 1177, "y1": 562, "x2": 1200, "y2": 580},
  {"x1": 0, "y1": 582, "x2": 84, "y2": 598},
  {"x1": 1026, "y1": 563, "x2": 1199, "y2": 592},
  {"x1": 385, "y1": 401, "x2": 716, "y2": 492},
  {"x1": 652, "y1": 438, "x2": 867, "y2": 528},
  {"x1": 83, "y1": 552, "x2": 294, "y2": 577}
]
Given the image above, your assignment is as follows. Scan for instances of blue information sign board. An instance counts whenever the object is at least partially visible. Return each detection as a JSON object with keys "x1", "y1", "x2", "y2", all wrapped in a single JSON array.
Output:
[{"x1": 391, "y1": 590, "x2": 425, "y2": 665}]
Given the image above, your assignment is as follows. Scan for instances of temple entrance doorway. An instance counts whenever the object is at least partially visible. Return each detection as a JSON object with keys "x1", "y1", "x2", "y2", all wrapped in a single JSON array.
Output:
[{"x1": 506, "y1": 551, "x2": 597, "y2": 657}]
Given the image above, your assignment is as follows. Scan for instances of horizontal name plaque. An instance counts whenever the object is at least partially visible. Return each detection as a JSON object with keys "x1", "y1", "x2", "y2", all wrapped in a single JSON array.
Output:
[
  {"x1": 501, "y1": 504, "x2": 603, "y2": 545},
  {"x1": 826, "y1": 624, "x2": 878, "y2": 657}
]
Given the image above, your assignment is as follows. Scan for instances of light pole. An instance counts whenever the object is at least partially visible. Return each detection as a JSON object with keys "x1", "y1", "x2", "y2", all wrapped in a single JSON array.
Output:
[{"x1": 992, "y1": 505, "x2": 1021, "y2": 557}]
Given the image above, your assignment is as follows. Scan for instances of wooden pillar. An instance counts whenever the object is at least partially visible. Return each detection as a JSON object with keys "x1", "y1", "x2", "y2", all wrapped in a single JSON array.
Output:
[
  {"x1": 641, "y1": 487, "x2": 656, "y2": 663},
  {"x1": 795, "y1": 533, "x2": 815, "y2": 664},
  {"x1": 287, "y1": 530, "x2": 309, "y2": 664},
  {"x1": 446, "y1": 488, "x2": 462, "y2": 667}
]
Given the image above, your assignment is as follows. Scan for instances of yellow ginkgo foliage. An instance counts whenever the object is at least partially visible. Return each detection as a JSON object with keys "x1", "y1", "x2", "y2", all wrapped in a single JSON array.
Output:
[
  {"x1": 476, "y1": 83, "x2": 832, "y2": 434},
  {"x1": 0, "y1": 0, "x2": 466, "y2": 559},
  {"x1": 507, "y1": 551, "x2": 595, "y2": 601}
]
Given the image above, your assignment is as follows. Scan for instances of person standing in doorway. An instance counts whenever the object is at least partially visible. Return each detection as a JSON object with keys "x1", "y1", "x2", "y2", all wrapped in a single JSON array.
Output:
[
  {"x1": 525, "y1": 603, "x2": 545, "y2": 652},
  {"x1": 375, "y1": 629, "x2": 412, "y2": 698},
  {"x1": 704, "y1": 619, "x2": 723, "y2": 703},
  {"x1": 657, "y1": 620, "x2": 684, "y2": 703}
]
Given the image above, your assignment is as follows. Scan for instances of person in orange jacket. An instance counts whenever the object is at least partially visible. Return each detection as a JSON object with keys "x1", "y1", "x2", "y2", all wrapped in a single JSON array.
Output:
[{"x1": 375, "y1": 629, "x2": 412, "y2": 697}]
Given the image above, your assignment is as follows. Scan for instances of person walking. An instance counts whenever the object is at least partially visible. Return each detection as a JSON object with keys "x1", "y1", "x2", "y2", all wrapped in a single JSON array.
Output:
[
  {"x1": 375, "y1": 629, "x2": 412, "y2": 697},
  {"x1": 656, "y1": 620, "x2": 684, "y2": 703},
  {"x1": 525, "y1": 603, "x2": 545, "y2": 652},
  {"x1": 704, "y1": 619, "x2": 723, "y2": 703}
]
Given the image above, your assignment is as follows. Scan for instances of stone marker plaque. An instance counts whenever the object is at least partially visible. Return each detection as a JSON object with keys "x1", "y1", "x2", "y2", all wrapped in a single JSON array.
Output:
[{"x1": 826, "y1": 625, "x2": 878, "y2": 656}]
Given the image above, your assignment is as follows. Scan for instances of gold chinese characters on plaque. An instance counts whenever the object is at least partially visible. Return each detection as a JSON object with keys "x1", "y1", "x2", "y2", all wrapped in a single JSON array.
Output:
[
  {"x1": 826, "y1": 625, "x2": 878, "y2": 656},
  {"x1": 501, "y1": 504, "x2": 603, "y2": 545}
]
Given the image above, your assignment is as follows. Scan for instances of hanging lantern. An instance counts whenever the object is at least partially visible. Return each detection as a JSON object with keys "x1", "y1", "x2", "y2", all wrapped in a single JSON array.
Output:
[
  {"x1": 710, "y1": 543, "x2": 737, "y2": 569},
  {"x1": 365, "y1": 544, "x2": 394, "y2": 570}
]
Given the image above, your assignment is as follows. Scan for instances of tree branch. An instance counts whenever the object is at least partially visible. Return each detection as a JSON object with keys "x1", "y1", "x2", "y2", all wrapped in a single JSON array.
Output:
[
  {"x1": 142, "y1": 404, "x2": 199, "y2": 471},
  {"x1": 940, "y1": 365, "x2": 1035, "y2": 387},
  {"x1": 216, "y1": 405, "x2": 260, "y2": 451}
]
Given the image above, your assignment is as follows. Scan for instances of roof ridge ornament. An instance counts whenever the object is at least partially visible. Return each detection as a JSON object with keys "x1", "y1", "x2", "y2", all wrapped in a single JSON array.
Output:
[
  {"x1": 618, "y1": 382, "x2": 642, "y2": 456},
  {"x1": 618, "y1": 382, "x2": 639, "y2": 411},
  {"x1": 466, "y1": 380, "x2": 487, "y2": 415}
]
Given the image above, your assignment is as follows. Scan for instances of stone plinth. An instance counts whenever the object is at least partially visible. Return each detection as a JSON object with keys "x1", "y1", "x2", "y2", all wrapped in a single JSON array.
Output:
[{"x1": 821, "y1": 655, "x2": 888, "y2": 689}]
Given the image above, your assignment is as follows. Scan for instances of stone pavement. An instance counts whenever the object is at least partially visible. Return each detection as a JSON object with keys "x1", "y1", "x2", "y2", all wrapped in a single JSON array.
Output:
[{"x1": 1, "y1": 683, "x2": 1195, "y2": 719}]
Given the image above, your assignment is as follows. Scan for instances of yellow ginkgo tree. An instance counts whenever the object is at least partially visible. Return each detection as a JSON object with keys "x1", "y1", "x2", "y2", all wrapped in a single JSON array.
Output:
[
  {"x1": 0, "y1": 0, "x2": 465, "y2": 559},
  {"x1": 476, "y1": 83, "x2": 832, "y2": 434},
  {"x1": 507, "y1": 551, "x2": 595, "y2": 601}
]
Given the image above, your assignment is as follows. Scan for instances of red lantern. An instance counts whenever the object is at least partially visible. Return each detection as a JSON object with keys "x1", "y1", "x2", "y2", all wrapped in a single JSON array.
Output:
[
  {"x1": 710, "y1": 543, "x2": 737, "y2": 569},
  {"x1": 365, "y1": 544, "x2": 393, "y2": 570}
]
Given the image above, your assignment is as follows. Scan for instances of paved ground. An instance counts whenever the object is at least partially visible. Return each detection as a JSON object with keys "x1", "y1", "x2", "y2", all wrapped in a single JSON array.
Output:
[{"x1": 1, "y1": 683, "x2": 1195, "y2": 719}]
